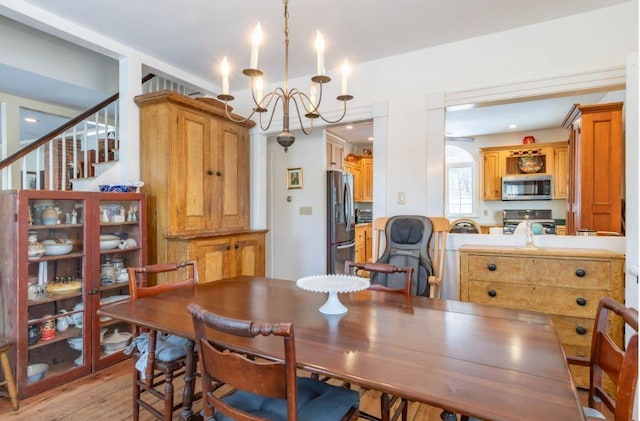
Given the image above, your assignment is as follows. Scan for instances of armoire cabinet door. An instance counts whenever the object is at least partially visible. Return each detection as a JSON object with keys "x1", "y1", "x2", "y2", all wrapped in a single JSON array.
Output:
[
  {"x1": 218, "y1": 121, "x2": 250, "y2": 231},
  {"x1": 170, "y1": 108, "x2": 220, "y2": 233}
]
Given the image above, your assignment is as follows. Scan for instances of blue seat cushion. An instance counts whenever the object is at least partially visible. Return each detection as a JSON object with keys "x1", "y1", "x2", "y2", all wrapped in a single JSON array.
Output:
[{"x1": 214, "y1": 377, "x2": 359, "y2": 421}]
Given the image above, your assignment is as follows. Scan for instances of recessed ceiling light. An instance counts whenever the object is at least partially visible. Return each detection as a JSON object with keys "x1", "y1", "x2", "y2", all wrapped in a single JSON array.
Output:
[
  {"x1": 509, "y1": 124, "x2": 517, "y2": 129},
  {"x1": 447, "y1": 103, "x2": 475, "y2": 112},
  {"x1": 24, "y1": 117, "x2": 38, "y2": 123},
  {"x1": 367, "y1": 137, "x2": 374, "y2": 141},
  {"x1": 345, "y1": 125, "x2": 353, "y2": 130}
]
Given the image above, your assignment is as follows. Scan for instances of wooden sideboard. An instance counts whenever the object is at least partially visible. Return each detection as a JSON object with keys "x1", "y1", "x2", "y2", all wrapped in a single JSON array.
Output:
[{"x1": 459, "y1": 245, "x2": 624, "y2": 389}]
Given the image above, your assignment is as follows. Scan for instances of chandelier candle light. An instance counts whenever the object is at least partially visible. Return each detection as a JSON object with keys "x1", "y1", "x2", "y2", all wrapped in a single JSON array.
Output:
[{"x1": 217, "y1": 0, "x2": 353, "y2": 152}]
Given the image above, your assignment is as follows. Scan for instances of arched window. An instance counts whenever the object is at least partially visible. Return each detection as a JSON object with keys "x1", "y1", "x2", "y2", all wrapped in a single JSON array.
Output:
[{"x1": 445, "y1": 145, "x2": 475, "y2": 216}]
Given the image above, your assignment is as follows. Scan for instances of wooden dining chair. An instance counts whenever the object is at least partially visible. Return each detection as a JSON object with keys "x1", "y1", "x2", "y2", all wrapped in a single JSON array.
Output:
[
  {"x1": 448, "y1": 218, "x2": 481, "y2": 234},
  {"x1": 345, "y1": 260, "x2": 413, "y2": 298},
  {"x1": 187, "y1": 303, "x2": 360, "y2": 421},
  {"x1": 127, "y1": 260, "x2": 199, "y2": 421},
  {"x1": 372, "y1": 216, "x2": 389, "y2": 262},
  {"x1": 567, "y1": 296, "x2": 638, "y2": 421},
  {"x1": 345, "y1": 261, "x2": 411, "y2": 421},
  {"x1": 426, "y1": 217, "x2": 450, "y2": 299}
]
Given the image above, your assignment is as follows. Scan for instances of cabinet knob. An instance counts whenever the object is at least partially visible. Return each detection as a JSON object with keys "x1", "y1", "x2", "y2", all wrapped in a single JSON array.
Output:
[
  {"x1": 234, "y1": 243, "x2": 240, "y2": 249},
  {"x1": 207, "y1": 170, "x2": 214, "y2": 175},
  {"x1": 225, "y1": 245, "x2": 231, "y2": 250},
  {"x1": 487, "y1": 263, "x2": 497, "y2": 271},
  {"x1": 217, "y1": 171, "x2": 222, "y2": 176},
  {"x1": 487, "y1": 289, "x2": 497, "y2": 298},
  {"x1": 576, "y1": 326, "x2": 587, "y2": 335},
  {"x1": 576, "y1": 297, "x2": 587, "y2": 306},
  {"x1": 575, "y1": 268, "x2": 586, "y2": 277}
]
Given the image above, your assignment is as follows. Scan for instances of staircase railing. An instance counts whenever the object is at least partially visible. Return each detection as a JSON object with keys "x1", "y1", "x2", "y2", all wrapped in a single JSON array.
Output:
[{"x1": 0, "y1": 73, "x2": 199, "y2": 191}]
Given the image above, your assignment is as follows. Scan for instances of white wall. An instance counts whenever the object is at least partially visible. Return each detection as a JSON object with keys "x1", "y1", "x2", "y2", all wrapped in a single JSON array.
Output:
[
  {"x1": 0, "y1": 15, "x2": 118, "y2": 95},
  {"x1": 268, "y1": 129, "x2": 327, "y2": 280}
]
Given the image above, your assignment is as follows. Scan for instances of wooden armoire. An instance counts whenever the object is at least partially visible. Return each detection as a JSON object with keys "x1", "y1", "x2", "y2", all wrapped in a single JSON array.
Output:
[
  {"x1": 135, "y1": 91, "x2": 266, "y2": 283},
  {"x1": 562, "y1": 102, "x2": 624, "y2": 235}
]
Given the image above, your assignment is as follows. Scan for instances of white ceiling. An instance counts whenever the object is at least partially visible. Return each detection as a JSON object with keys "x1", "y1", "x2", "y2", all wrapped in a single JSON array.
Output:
[
  {"x1": 3, "y1": 0, "x2": 630, "y2": 141},
  {"x1": 16, "y1": 0, "x2": 628, "y2": 84}
]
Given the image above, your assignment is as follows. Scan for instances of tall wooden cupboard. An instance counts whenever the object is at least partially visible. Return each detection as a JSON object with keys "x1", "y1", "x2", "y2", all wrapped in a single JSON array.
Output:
[
  {"x1": 135, "y1": 91, "x2": 266, "y2": 282},
  {"x1": 562, "y1": 102, "x2": 623, "y2": 235}
]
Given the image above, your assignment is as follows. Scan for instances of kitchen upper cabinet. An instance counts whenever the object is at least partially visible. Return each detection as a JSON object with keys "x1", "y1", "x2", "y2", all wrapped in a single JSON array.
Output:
[
  {"x1": 360, "y1": 158, "x2": 373, "y2": 202},
  {"x1": 553, "y1": 145, "x2": 568, "y2": 199},
  {"x1": 327, "y1": 138, "x2": 345, "y2": 171},
  {"x1": 344, "y1": 159, "x2": 362, "y2": 201},
  {"x1": 344, "y1": 154, "x2": 373, "y2": 202},
  {"x1": 481, "y1": 150, "x2": 503, "y2": 200},
  {"x1": 480, "y1": 141, "x2": 568, "y2": 201},
  {"x1": 563, "y1": 102, "x2": 623, "y2": 235}
]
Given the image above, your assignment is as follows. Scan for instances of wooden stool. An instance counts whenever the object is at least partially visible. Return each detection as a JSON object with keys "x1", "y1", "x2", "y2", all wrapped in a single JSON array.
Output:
[{"x1": 0, "y1": 339, "x2": 19, "y2": 410}]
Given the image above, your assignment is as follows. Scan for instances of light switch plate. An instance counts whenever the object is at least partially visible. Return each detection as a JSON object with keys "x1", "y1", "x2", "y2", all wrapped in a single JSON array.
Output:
[
  {"x1": 397, "y1": 192, "x2": 406, "y2": 205},
  {"x1": 299, "y1": 206, "x2": 312, "y2": 215}
]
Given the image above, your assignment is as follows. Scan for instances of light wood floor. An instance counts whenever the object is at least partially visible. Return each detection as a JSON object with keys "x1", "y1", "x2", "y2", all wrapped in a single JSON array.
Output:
[{"x1": 0, "y1": 359, "x2": 603, "y2": 420}]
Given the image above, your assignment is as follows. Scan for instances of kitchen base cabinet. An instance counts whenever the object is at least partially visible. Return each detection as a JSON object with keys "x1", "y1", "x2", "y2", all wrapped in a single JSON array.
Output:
[
  {"x1": 166, "y1": 231, "x2": 266, "y2": 283},
  {"x1": 355, "y1": 224, "x2": 373, "y2": 266},
  {"x1": 459, "y1": 245, "x2": 624, "y2": 389},
  {"x1": 0, "y1": 190, "x2": 146, "y2": 398}
]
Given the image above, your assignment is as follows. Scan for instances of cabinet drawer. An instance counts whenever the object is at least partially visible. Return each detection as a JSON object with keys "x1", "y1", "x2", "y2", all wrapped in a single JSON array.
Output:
[
  {"x1": 550, "y1": 315, "x2": 595, "y2": 348},
  {"x1": 467, "y1": 255, "x2": 611, "y2": 289},
  {"x1": 467, "y1": 281, "x2": 607, "y2": 318}
]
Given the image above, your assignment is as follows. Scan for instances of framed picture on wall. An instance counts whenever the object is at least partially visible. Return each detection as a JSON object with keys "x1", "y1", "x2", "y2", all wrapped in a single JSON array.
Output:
[{"x1": 287, "y1": 168, "x2": 303, "y2": 189}]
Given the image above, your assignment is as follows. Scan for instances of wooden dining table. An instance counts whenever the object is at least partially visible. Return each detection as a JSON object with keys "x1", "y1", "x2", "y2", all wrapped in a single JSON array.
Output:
[{"x1": 98, "y1": 275, "x2": 585, "y2": 421}]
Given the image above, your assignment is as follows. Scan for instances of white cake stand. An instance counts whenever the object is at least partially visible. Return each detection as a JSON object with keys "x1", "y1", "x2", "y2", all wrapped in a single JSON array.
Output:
[{"x1": 296, "y1": 275, "x2": 370, "y2": 315}]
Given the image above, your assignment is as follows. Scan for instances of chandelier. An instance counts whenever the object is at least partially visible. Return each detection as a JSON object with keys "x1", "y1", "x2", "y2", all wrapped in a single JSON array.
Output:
[{"x1": 216, "y1": 0, "x2": 353, "y2": 152}]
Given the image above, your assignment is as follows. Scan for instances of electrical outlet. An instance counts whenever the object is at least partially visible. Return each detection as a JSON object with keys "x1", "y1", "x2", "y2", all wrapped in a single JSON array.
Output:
[
  {"x1": 299, "y1": 206, "x2": 312, "y2": 215},
  {"x1": 397, "y1": 192, "x2": 406, "y2": 205}
]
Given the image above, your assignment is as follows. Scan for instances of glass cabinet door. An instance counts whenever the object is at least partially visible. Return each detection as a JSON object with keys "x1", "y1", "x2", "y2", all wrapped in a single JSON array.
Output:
[
  {"x1": 92, "y1": 192, "x2": 146, "y2": 370},
  {"x1": 23, "y1": 192, "x2": 90, "y2": 393}
]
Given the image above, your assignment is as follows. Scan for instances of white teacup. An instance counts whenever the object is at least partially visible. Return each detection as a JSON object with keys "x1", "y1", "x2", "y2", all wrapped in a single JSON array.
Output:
[{"x1": 118, "y1": 238, "x2": 137, "y2": 249}]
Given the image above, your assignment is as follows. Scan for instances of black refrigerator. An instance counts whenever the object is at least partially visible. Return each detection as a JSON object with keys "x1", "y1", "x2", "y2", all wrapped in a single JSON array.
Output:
[{"x1": 326, "y1": 170, "x2": 355, "y2": 274}]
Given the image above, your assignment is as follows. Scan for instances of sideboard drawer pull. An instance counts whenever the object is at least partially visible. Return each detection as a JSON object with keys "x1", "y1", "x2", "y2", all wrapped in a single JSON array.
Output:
[
  {"x1": 576, "y1": 326, "x2": 587, "y2": 335},
  {"x1": 575, "y1": 268, "x2": 586, "y2": 277},
  {"x1": 487, "y1": 263, "x2": 497, "y2": 271},
  {"x1": 576, "y1": 297, "x2": 587, "y2": 306},
  {"x1": 487, "y1": 289, "x2": 497, "y2": 297}
]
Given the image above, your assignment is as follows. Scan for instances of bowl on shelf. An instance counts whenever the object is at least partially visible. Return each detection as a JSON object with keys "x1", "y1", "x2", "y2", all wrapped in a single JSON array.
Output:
[
  {"x1": 27, "y1": 363, "x2": 49, "y2": 383},
  {"x1": 41, "y1": 239, "x2": 74, "y2": 256},
  {"x1": 99, "y1": 235, "x2": 120, "y2": 250},
  {"x1": 67, "y1": 336, "x2": 83, "y2": 351},
  {"x1": 98, "y1": 182, "x2": 144, "y2": 193},
  {"x1": 102, "y1": 329, "x2": 132, "y2": 353},
  {"x1": 517, "y1": 156, "x2": 544, "y2": 174}
]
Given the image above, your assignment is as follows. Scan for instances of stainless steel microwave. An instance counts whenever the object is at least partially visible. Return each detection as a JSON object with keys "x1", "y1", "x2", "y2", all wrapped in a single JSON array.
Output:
[{"x1": 501, "y1": 174, "x2": 552, "y2": 200}]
